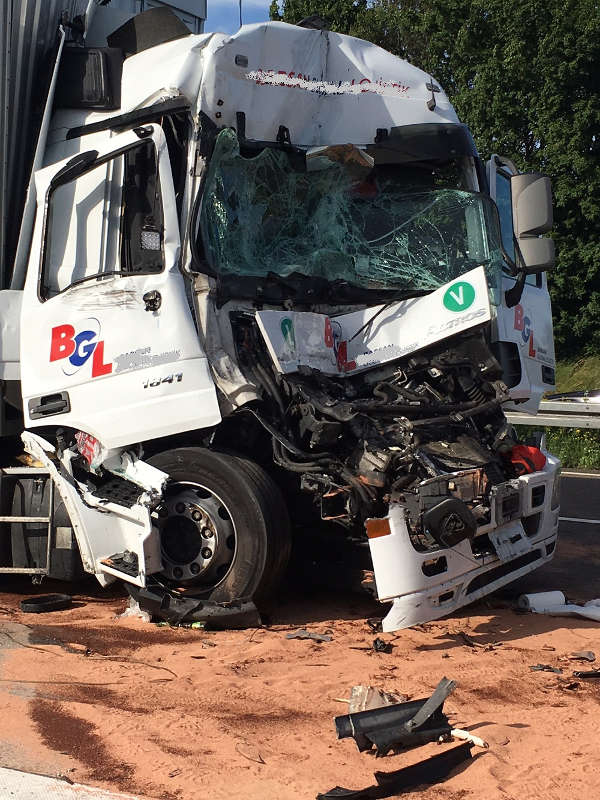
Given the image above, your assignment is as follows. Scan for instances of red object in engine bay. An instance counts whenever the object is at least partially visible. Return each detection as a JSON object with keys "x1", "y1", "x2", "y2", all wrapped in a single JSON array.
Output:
[{"x1": 507, "y1": 445, "x2": 546, "y2": 476}]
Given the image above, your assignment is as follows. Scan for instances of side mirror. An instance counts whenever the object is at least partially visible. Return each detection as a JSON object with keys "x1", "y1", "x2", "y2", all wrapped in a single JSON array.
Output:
[
  {"x1": 511, "y1": 173, "x2": 555, "y2": 273},
  {"x1": 517, "y1": 237, "x2": 555, "y2": 274}
]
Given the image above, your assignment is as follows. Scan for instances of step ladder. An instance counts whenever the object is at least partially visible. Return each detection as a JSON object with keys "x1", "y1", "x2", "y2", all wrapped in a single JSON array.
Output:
[{"x1": 0, "y1": 466, "x2": 54, "y2": 576}]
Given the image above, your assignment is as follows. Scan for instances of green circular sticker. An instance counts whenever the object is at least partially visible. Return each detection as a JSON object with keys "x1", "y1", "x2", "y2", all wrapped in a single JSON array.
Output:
[{"x1": 443, "y1": 281, "x2": 475, "y2": 312}]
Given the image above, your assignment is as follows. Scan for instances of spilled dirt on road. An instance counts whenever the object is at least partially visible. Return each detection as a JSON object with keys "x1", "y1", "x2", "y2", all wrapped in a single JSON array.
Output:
[{"x1": 0, "y1": 581, "x2": 600, "y2": 800}]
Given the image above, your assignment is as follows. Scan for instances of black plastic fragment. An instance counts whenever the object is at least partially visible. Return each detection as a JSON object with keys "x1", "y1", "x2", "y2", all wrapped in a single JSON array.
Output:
[
  {"x1": 20, "y1": 594, "x2": 72, "y2": 613},
  {"x1": 373, "y1": 638, "x2": 392, "y2": 654},
  {"x1": 530, "y1": 663, "x2": 562, "y2": 674},
  {"x1": 335, "y1": 677, "x2": 455, "y2": 754},
  {"x1": 573, "y1": 670, "x2": 600, "y2": 679},
  {"x1": 316, "y1": 742, "x2": 473, "y2": 799},
  {"x1": 126, "y1": 584, "x2": 260, "y2": 628}
]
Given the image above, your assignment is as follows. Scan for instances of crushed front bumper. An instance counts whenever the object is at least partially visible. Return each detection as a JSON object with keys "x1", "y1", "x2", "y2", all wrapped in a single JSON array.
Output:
[{"x1": 368, "y1": 454, "x2": 560, "y2": 631}]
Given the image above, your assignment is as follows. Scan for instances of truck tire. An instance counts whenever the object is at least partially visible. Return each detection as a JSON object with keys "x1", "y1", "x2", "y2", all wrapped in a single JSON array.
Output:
[{"x1": 147, "y1": 448, "x2": 291, "y2": 604}]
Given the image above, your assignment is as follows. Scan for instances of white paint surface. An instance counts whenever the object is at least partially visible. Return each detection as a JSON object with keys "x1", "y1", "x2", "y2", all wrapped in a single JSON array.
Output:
[
  {"x1": 0, "y1": 766, "x2": 149, "y2": 799},
  {"x1": 256, "y1": 266, "x2": 491, "y2": 375}
]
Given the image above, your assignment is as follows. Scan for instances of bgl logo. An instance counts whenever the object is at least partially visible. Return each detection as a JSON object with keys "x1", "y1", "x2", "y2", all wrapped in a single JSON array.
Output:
[
  {"x1": 513, "y1": 304, "x2": 536, "y2": 357},
  {"x1": 50, "y1": 318, "x2": 113, "y2": 377}
]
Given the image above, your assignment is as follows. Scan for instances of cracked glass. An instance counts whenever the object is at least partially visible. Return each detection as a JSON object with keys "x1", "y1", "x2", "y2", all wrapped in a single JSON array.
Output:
[{"x1": 199, "y1": 128, "x2": 506, "y2": 298}]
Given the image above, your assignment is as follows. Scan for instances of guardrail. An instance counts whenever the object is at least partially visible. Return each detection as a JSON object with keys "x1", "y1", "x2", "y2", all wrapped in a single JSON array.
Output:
[{"x1": 506, "y1": 400, "x2": 600, "y2": 429}]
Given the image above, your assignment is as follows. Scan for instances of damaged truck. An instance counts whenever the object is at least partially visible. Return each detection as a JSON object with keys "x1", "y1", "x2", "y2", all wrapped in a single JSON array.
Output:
[{"x1": 0, "y1": 4, "x2": 560, "y2": 630}]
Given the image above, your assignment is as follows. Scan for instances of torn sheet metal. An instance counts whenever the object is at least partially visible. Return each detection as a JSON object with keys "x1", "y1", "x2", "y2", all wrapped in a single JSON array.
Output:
[
  {"x1": 256, "y1": 266, "x2": 490, "y2": 376},
  {"x1": 347, "y1": 686, "x2": 408, "y2": 714},
  {"x1": 335, "y1": 677, "x2": 455, "y2": 755},
  {"x1": 22, "y1": 432, "x2": 163, "y2": 587}
]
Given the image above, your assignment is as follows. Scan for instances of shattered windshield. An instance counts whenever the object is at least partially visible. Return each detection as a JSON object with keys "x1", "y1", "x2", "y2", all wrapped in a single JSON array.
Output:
[{"x1": 199, "y1": 128, "x2": 506, "y2": 296}]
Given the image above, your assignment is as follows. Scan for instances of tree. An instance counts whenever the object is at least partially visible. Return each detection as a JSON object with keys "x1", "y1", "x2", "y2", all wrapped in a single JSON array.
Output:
[{"x1": 270, "y1": 0, "x2": 600, "y2": 358}]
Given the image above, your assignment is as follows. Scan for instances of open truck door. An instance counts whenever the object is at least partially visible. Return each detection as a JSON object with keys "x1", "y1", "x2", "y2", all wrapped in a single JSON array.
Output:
[
  {"x1": 20, "y1": 125, "x2": 220, "y2": 451},
  {"x1": 487, "y1": 156, "x2": 556, "y2": 412}
]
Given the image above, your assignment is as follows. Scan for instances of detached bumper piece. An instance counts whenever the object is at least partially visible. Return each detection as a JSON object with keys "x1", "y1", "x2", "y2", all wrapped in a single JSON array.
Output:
[
  {"x1": 317, "y1": 742, "x2": 473, "y2": 800},
  {"x1": 334, "y1": 677, "x2": 455, "y2": 755},
  {"x1": 126, "y1": 583, "x2": 260, "y2": 629}
]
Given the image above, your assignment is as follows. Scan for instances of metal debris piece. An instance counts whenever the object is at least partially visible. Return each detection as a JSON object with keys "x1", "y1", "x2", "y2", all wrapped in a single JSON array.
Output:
[
  {"x1": 372, "y1": 638, "x2": 392, "y2": 654},
  {"x1": 335, "y1": 677, "x2": 456, "y2": 755},
  {"x1": 286, "y1": 629, "x2": 332, "y2": 642},
  {"x1": 569, "y1": 651, "x2": 595, "y2": 662},
  {"x1": 573, "y1": 669, "x2": 600, "y2": 679},
  {"x1": 530, "y1": 664, "x2": 562, "y2": 674},
  {"x1": 347, "y1": 686, "x2": 408, "y2": 714},
  {"x1": 316, "y1": 742, "x2": 473, "y2": 799}
]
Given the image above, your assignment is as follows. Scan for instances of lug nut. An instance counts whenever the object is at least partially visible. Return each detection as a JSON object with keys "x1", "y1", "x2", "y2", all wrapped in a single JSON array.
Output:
[
  {"x1": 173, "y1": 567, "x2": 183, "y2": 579},
  {"x1": 202, "y1": 527, "x2": 214, "y2": 538},
  {"x1": 190, "y1": 562, "x2": 201, "y2": 575},
  {"x1": 175, "y1": 502, "x2": 185, "y2": 514},
  {"x1": 192, "y1": 510, "x2": 203, "y2": 522},
  {"x1": 201, "y1": 547, "x2": 212, "y2": 559}
]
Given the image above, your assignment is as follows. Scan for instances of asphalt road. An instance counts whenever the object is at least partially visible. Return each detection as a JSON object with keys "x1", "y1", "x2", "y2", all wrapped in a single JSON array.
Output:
[{"x1": 507, "y1": 472, "x2": 600, "y2": 601}]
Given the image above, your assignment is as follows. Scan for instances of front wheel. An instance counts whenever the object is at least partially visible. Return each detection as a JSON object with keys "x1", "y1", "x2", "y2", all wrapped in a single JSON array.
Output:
[{"x1": 147, "y1": 448, "x2": 291, "y2": 605}]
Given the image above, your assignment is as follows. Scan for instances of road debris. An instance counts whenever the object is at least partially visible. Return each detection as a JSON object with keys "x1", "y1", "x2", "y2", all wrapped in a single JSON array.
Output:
[
  {"x1": 573, "y1": 670, "x2": 600, "y2": 679},
  {"x1": 455, "y1": 631, "x2": 501, "y2": 650},
  {"x1": 569, "y1": 651, "x2": 595, "y2": 662},
  {"x1": 316, "y1": 742, "x2": 473, "y2": 799},
  {"x1": 372, "y1": 638, "x2": 392, "y2": 654},
  {"x1": 115, "y1": 597, "x2": 151, "y2": 622},
  {"x1": 530, "y1": 664, "x2": 563, "y2": 673},
  {"x1": 518, "y1": 592, "x2": 600, "y2": 622},
  {"x1": 346, "y1": 686, "x2": 408, "y2": 713},
  {"x1": 335, "y1": 677, "x2": 455, "y2": 755},
  {"x1": 286, "y1": 629, "x2": 333, "y2": 642},
  {"x1": 19, "y1": 594, "x2": 72, "y2": 613},
  {"x1": 445, "y1": 728, "x2": 489, "y2": 748}
]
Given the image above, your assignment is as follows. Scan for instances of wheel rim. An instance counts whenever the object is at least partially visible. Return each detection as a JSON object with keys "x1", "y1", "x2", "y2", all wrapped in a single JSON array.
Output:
[{"x1": 155, "y1": 481, "x2": 237, "y2": 588}]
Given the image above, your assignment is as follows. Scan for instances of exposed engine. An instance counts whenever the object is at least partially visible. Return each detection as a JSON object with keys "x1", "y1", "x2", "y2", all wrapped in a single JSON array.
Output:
[{"x1": 231, "y1": 313, "x2": 522, "y2": 553}]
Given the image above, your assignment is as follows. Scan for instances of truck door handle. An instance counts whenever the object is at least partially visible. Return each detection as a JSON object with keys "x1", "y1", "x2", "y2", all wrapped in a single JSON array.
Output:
[{"x1": 28, "y1": 392, "x2": 71, "y2": 420}]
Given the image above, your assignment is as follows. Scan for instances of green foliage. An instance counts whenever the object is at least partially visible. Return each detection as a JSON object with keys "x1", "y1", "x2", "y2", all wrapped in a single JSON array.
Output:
[
  {"x1": 545, "y1": 428, "x2": 600, "y2": 469},
  {"x1": 270, "y1": 0, "x2": 600, "y2": 359},
  {"x1": 555, "y1": 357, "x2": 600, "y2": 393},
  {"x1": 516, "y1": 426, "x2": 600, "y2": 470}
]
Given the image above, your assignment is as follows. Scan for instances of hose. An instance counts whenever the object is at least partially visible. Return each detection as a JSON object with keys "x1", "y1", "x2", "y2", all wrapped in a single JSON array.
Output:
[
  {"x1": 350, "y1": 398, "x2": 484, "y2": 416},
  {"x1": 408, "y1": 398, "x2": 502, "y2": 428},
  {"x1": 239, "y1": 407, "x2": 332, "y2": 461}
]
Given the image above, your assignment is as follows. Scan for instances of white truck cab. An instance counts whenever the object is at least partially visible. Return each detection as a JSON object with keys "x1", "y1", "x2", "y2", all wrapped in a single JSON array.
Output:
[{"x1": 0, "y1": 9, "x2": 559, "y2": 630}]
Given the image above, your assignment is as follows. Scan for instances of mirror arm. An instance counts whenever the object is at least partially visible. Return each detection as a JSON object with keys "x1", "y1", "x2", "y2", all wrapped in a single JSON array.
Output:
[
  {"x1": 504, "y1": 235, "x2": 528, "y2": 307},
  {"x1": 505, "y1": 268, "x2": 526, "y2": 308}
]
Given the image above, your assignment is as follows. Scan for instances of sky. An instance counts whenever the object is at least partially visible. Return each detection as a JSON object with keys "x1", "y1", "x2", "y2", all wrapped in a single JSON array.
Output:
[{"x1": 204, "y1": 0, "x2": 273, "y2": 34}]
